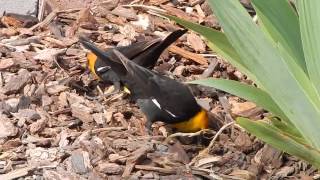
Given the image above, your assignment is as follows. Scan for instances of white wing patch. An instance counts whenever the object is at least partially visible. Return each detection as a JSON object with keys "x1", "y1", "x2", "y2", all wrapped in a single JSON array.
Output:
[
  {"x1": 152, "y1": 99, "x2": 161, "y2": 109},
  {"x1": 96, "y1": 66, "x2": 110, "y2": 72},
  {"x1": 151, "y1": 98, "x2": 177, "y2": 118},
  {"x1": 165, "y1": 109, "x2": 177, "y2": 118}
]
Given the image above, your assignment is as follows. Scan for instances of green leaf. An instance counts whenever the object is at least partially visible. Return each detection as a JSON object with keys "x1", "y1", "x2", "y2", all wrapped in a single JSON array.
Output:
[
  {"x1": 297, "y1": 0, "x2": 320, "y2": 95},
  {"x1": 276, "y1": 42, "x2": 320, "y2": 109},
  {"x1": 252, "y1": 0, "x2": 306, "y2": 71},
  {"x1": 237, "y1": 117, "x2": 320, "y2": 168},
  {"x1": 189, "y1": 78, "x2": 287, "y2": 120},
  {"x1": 269, "y1": 117, "x2": 303, "y2": 140},
  {"x1": 207, "y1": 0, "x2": 320, "y2": 148}
]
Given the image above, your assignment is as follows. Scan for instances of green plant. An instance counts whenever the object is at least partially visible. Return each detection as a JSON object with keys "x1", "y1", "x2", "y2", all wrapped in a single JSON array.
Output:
[{"x1": 165, "y1": 0, "x2": 320, "y2": 167}]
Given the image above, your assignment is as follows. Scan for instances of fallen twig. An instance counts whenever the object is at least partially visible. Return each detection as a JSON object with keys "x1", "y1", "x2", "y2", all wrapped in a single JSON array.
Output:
[
  {"x1": 169, "y1": 45, "x2": 208, "y2": 65},
  {"x1": 167, "y1": 129, "x2": 214, "y2": 139},
  {"x1": 134, "y1": 165, "x2": 176, "y2": 174},
  {"x1": 188, "y1": 122, "x2": 234, "y2": 166}
]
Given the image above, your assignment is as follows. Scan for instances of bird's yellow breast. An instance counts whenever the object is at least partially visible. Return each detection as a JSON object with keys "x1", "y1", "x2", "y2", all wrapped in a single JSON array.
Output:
[{"x1": 172, "y1": 109, "x2": 208, "y2": 133}]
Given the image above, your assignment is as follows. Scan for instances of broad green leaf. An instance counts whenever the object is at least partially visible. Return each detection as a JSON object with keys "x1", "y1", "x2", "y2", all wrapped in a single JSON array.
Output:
[
  {"x1": 207, "y1": 0, "x2": 320, "y2": 148},
  {"x1": 269, "y1": 117, "x2": 303, "y2": 140},
  {"x1": 276, "y1": 43, "x2": 320, "y2": 109},
  {"x1": 189, "y1": 78, "x2": 287, "y2": 120},
  {"x1": 298, "y1": 1, "x2": 320, "y2": 95},
  {"x1": 237, "y1": 117, "x2": 320, "y2": 168},
  {"x1": 165, "y1": 15, "x2": 258, "y2": 83},
  {"x1": 252, "y1": 0, "x2": 306, "y2": 71}
]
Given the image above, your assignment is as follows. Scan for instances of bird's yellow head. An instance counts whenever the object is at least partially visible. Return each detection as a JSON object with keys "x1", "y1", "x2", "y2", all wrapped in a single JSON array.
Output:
[
  {"x1": 172, "y1": 108, "x2": 209, "y2": 133},
  {"x1": 86, "y1": 52, "x2": 100, "y2": 79}
]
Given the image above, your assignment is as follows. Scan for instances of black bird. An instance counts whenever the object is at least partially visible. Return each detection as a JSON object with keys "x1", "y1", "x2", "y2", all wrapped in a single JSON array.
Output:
[
  {"x1": 80, "y1": 37, "x2": 208, "y2": 132},
  {"x1": 86, "y1": 29, "x2": 187, "y2": 91}
]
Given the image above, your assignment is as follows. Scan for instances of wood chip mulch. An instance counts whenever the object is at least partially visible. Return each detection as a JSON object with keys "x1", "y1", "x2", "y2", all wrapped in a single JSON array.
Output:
[{"x1": 0, "y1": 0, "x2": 318, "y2": 179}]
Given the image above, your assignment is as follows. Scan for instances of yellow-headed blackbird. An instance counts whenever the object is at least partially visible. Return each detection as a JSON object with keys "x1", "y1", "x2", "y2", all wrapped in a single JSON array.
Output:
[
  {"x1": 80, "y1": 37, "x2": 208, "y2": 132},
  {"x1": 86, "y1": 29, "x2": 187, "y2": 90}
]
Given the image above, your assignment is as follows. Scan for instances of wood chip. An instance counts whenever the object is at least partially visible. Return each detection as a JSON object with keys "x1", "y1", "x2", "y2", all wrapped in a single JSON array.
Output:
[
  {"x1": 0, "y1": 167, "x2": 35, "y2": 180},
  {"x1": 3, "y1": 69, "x2": 31, "y2": 95},
  {"x1": 122, "y1": 145, "x2": 154, "y2": 177},
  {"x1": 187, "y1": 32, "x2": 206, "y2": 52},
  {"x1": 97, "y1": 162, "x2": 123, "y2": 175},
  {"x1": 134, "y1": 165, "x2": 175, "y2": 174},
  {"x1": 46, "y1": 84, "x2": 69, "y2": 95},
  {"x1": 29, "y1": 119, "x2": 47, "y2": 134},
  {"x1": 149, "y1": 0, "x2": 169, "y2": 5},
  {"x1": 71, "y1": 102, "x2": 94, "y2": 123},
  {"x1": 111, "y1": 6, "x2": 138, "y2": 20},
  {"x1": 0, "y1": 58, "x2": 15, "y2": 70},
  {"x1": 229, "y1": 169, "x2": 256, "y2": 180},
  {"x1": 71, "y1": 150, "x2": 91, "y2": 174},
  {"x1": 168, "y1": 45, "x2": 208, "y2": 65},
  {"x1": 160, "y1": 5, "x2": 197, "y2": 23},
  {"x1": 12, "y1": 109, "x2": 41, "y2": 121},
  {"x1": 0, "y1": 114, "x2": 18, "y2": 138}
]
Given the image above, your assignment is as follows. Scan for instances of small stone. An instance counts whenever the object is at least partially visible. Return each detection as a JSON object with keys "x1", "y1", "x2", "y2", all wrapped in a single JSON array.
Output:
[
  {"x1": 97, "y1": 162, "x2": 122, "y2": 175},
  {"x1": 0, "y1": 114, "x2": 18, "y2": 138}
]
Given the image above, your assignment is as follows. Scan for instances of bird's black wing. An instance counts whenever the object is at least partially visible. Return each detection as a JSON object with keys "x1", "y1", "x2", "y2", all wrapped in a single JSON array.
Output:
[
  {"x1": 113, "y1": 50, "x2": 200, "y2": 120},
  {"x1": 115, "y1": 38, "x2": 161, "y2": 59},
  {"x1": 132, "y1": 29, "x2": 188, "y2": 68}
]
